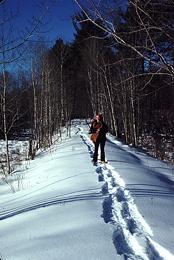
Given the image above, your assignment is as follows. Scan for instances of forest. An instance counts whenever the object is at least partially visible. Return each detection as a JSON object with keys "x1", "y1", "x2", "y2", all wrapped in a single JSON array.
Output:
[{"x1": 0, "y1": 0, "x2": 174, "y2": 175}]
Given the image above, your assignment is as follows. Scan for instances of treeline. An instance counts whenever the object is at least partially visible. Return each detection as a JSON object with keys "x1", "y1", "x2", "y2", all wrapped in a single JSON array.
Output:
[
  {"x1": 0, "y1": 0, "x2": 174, "y2": 174},
  {"x1": 71, "y1": 0, "x2": 174, "y2": 162}
]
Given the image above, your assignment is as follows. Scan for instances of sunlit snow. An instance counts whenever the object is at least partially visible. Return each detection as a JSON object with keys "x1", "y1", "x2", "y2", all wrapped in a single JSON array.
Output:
[{"x1": 0, "y1": 121, "x2": 173, "y2": 260}]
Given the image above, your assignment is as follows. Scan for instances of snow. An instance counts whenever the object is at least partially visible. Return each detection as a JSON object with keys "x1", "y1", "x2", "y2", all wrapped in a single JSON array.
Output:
[{"x1": 0, "y1": 121, "x2": 174, "y2": 260}]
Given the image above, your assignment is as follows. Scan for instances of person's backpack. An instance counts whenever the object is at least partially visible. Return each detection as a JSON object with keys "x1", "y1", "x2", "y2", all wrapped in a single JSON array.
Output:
[
  {"x1": 90, "y1": 132, "x2": 99, "y2": 143},
  {"x1": 90, "y1": 122, "x2": 102, "y2": 143}
]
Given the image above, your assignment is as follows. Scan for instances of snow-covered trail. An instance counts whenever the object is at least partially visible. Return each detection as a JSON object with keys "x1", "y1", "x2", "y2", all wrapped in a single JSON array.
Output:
[
  {"x1": 80, "y1": 125, "x2": 174, "y2": 260},
  {"x1": 105, "y1": 140, "x2": 174, "y2": 254},
  {"x1": 0, "y1": 132, "x2": 121, "y2": 260},
  {"x1": 0, "y1": 124, "x2": 174, "y2": 260}
]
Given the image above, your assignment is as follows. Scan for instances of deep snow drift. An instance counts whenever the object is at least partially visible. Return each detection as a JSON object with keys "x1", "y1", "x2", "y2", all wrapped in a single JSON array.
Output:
[{"x1": 0, "y1": 122, "x2": 173, "y2": 260}]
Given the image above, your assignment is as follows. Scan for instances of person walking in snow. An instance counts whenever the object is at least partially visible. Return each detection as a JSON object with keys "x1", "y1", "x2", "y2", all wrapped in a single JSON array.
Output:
[{"x1": 90, "y1": 114, "x2": 108, "y2": 165}]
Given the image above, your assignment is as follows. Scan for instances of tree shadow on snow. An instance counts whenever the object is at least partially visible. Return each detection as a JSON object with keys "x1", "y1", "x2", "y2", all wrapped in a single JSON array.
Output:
[
  {"x1": 127, "y1": 183, "x2": 174, "y2": 198},
  {"x1": 0, "y1": 188, "x2": 103, "y2": 221}
]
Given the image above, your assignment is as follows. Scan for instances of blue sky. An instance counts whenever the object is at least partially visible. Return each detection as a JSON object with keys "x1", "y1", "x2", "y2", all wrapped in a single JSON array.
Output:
[
  {"x1": 1, "y1": 0, "x2": 127, "y2": 46},
  {"x1": 0, "y1": 0, "x2": 79, "y2": 72},
  {"x1": 0, "y1": 0, "x2": 127, "y2": 72},
  {"x1": 2, "y1": 0, "x2": 78, "y2": 45}
]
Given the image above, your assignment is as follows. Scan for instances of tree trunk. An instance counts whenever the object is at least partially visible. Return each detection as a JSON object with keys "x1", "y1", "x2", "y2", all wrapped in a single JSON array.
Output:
[
  {"x1": 2, "y1": 63, "x2": 11, "y2": 174},
  {"x1": 130, "y1": 82, "x2": 138, "y2": 146}
]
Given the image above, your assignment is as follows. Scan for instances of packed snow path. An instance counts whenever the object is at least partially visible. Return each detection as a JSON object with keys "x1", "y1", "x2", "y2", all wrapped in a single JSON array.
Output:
[
  {"x1": 105, "y1": 140, "x2": 174, "y2": 254},
  {"x1": 0, "y1": 129, "x2": 121, "y2": 260},
  {"x1": 0, "y1": 124, "x2": 174, "y2": 260},
  {"x1": 80, "y1": 125, "x2": 174, "y2": 260}
]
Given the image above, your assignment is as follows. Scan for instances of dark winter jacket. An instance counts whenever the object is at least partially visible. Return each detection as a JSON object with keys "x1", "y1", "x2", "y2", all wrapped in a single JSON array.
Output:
[{"x1": 97, "y1": 121, "x2": 108, "y2": 140}]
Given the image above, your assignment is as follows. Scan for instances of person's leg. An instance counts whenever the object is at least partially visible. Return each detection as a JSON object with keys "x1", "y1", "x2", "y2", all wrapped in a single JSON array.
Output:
[
  {"x1": 93, "y1": 140, "x2": 99, "y2": 162},
  {"x1": 100, "y1": 139, "x2": 106, "y2": 162}
]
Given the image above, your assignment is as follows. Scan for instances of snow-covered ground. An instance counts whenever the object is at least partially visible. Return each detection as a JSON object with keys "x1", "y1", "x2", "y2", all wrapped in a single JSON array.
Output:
[{"x1": 0, "y1": 122, "x2": 173, "y2": 260}]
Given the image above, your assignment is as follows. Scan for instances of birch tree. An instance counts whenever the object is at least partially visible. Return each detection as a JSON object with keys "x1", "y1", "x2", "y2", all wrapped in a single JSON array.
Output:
[
  {"x1": 73, "y1": 0, "x2": 174, "y2": 157},
  {"x1": 0, "y1": 2, "x2": 50, "y2": 170}
]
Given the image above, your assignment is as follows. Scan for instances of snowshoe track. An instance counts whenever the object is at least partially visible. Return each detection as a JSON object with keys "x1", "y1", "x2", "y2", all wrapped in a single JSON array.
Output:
[{"x1": 80, "y1": 132, "x2": 174, "y2": 260}]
